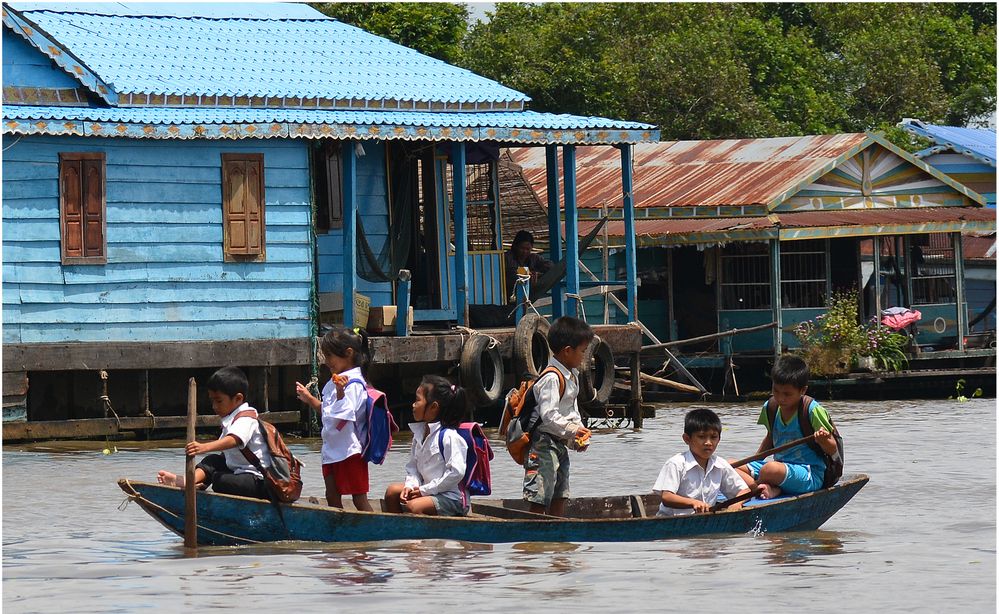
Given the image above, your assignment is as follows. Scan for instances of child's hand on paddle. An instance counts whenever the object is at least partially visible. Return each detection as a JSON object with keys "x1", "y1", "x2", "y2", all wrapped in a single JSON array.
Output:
[
  {"x1": 814, "y1": 427, "x2": 837, "y2": 455},
  {"x1": 332, "y1": 374, "x2": 349, "y2": 400},
  {"x1": 690, "y1": 500, "x2": 711, "y2": 514},
  {"x1": 185, "y1": 441, "x2": 206, "y2": 456}
]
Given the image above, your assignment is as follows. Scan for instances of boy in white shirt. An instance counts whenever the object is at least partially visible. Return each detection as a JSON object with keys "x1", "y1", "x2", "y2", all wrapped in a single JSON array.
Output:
[
  {"x1": 156, "y1": 367, "x2": 273, "y2": 500},
  {"x1": 524, "y1": 316, "x2": 593, "y2": 517},
  {"x1": 653, "y1": 409, "x2": 750, "y2": 516}
]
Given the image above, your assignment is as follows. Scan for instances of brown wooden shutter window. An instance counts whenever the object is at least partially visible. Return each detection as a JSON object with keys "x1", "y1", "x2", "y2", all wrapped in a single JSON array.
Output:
[
  {"x1": 59, "y1": 152, "x2": 107, "y2": 265},
  {"x1": 221, "y1": 153, "x2": 266, "y2": 261}
]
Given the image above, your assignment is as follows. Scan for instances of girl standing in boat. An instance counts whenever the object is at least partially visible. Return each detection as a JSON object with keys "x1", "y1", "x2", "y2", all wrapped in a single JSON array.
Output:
[
  {"x1": 383, "y1": 376, "x2": 470, "y2": 516},
  {"x1": 295, "y1": 327, "x2": 373, "y2": 511}
]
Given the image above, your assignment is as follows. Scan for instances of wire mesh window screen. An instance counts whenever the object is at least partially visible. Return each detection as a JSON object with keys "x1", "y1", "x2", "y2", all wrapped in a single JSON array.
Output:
[
  {"x1": 721, "y1": 243, "x2": 771, "y2": 309},
  {"x1": 780, "y1": 239, "x2": 827, "y2": 308},
  {"x1": 446, "y1": 161, "x2": 499, "y2": 251},
  {"x1": 911, "y1": 233, "x2": 957, "y2": 304}
]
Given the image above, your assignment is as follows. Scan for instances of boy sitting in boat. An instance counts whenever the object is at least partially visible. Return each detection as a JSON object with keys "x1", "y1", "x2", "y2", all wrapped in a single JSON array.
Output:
[
  {"x1": 524, "y1": 316, "x2": 593, "y2": 517},
  {"x1": 156, "y1": 366, "x2": 274, "y2": 500},
  {"x1": 653, "y1": 409, "x2": 750, "y2": 516},
  {"x1": 732, "y1": 355, "x2": 840, "y2": 499}
]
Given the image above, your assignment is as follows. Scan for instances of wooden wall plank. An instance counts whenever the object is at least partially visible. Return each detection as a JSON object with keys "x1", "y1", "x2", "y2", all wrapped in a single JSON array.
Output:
[{"x1": 3, "y1": 338, "x2": 312, "y2": 370}]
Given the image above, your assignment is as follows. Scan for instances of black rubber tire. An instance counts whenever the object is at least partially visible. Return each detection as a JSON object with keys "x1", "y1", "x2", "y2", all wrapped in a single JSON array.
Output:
[
  {"x1": 460, "y1": 334, "x2": 504, "y2": 406},
  {"x1": 512, "y1": 314, "x2": 551, "y2": 380},
  {"x1": 579, "y1": 336, "x2": 615, "y2": 405}
]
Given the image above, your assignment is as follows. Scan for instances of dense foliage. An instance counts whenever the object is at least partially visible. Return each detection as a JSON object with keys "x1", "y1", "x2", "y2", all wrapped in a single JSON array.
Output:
[{"x1": 315, "y1": 2, "x2": 995, "y2": 147}]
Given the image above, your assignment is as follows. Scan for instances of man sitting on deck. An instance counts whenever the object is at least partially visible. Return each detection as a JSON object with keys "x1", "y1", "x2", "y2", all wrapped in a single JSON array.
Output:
[{"x1": 504, "y1": 230, "x2": 552, "y2": 302}]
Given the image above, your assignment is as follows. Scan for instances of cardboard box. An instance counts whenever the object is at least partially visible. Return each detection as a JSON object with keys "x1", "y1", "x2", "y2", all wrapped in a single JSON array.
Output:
[{"x1": 366, "y1": 305, "x2": 414, "y2": 335}]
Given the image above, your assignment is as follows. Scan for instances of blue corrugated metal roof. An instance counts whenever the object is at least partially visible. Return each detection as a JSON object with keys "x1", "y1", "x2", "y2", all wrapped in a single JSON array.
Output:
[
  {"x1": 6, "y1": 3, "x2": 530, "y2": 105},
  {"x1": 900, "y1": 119, "x2": 996, "y2": 166},
  {"x1": 4, "y1": 105, "x2": 654, "y2": 130}
]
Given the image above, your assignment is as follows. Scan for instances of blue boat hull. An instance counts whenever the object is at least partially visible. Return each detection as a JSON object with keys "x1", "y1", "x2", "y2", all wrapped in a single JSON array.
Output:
[{"x1": 118, "y1": 474, "x2": 868, "y2": 546}]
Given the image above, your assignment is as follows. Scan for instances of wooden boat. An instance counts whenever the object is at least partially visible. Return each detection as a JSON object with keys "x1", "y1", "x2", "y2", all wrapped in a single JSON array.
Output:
[{"x1": 118, "y1": 474, "x2": 868, "y2": 546}]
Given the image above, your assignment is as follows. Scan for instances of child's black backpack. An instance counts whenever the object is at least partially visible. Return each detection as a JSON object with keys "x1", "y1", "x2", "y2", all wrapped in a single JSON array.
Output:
[{"x1": 765, "y1": 395, "x2": 844, "y2": 489}]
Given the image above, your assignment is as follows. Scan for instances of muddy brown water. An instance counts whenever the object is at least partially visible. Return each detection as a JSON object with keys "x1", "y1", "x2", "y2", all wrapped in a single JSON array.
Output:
[{"x1": 3, "y1": 399, "x2": 995, "y2": 613}]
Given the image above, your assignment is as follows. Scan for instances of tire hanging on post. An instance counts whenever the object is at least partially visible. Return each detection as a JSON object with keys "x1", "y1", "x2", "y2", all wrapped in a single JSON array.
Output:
[
  {"x1": 579, "y1": 336, "x2": 615, "y2": 406},
  {"x1": 512, "y1": 313, "x2": 551, "y2": 381},
  {"x1": 460, "y1": 334, "x2": 504, "y2": 407}
]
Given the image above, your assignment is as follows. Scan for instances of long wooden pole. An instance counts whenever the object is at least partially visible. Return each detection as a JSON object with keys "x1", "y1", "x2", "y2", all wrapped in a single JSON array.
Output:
[
  {"x1": 730, "y1": 435, "x2": 814, "y2": 469},
  {"x1": 642, "y1": 321, "x2": 778, "y2": 351},
  {"x1": 184, "y1": 377, "x2": 197, "y2": 550}
]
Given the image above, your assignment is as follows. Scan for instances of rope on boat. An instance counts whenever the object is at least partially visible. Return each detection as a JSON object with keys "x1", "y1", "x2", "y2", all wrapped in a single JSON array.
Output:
[
  {"x1": 123, "y1": 489, "x2": 263, "y2": 545},
  {"x1": 455, "y1": 326, "x2": 500, "y2": 351}
]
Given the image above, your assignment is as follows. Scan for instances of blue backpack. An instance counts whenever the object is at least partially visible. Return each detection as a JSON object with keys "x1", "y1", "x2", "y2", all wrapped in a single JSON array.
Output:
[
  {"x1": 343, "y1": 379, "x2": 399, "y2": 465},
  {"x1": 437, "y1": 422, "x2": 494, "y2": 499}
]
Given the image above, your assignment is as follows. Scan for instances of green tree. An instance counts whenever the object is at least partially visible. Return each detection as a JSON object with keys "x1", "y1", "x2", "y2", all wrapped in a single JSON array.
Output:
[
  {"x1": 460, "y1": 2, "x2": 995, "y2": 141},
  {"x1": 311, "y1": 2, "x2": 469, "y2": 62}
]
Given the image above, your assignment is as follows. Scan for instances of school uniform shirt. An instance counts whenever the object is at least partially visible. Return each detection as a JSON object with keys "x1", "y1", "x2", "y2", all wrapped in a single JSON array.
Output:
[
  {"x1": 535, "y1": 357, "x2": 584, "y2": 442},
  {"x1": 320, "y1": 367, "x2": 369, "y2": 465},
  {"x1": 220, "y1": 403, "x2": 271, "y2": 478},
  {"x1": 404, "y1": 422, "x2": 468, "y2": 503},
  {"x1": 652, "y1": 451, "x2": 747, "y2": 517}
]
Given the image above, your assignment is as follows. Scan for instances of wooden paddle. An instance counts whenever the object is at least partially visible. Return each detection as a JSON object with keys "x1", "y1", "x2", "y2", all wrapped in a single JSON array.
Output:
[
  {"x1": 709, "y1": 486, "x2": 762, "y2": 512},
  {"x1": 729, "y1": 435, "x2": 815, "y2": 469},
  {"x1": 184, "y1": 377, "x2": 197, "y2": 551}
]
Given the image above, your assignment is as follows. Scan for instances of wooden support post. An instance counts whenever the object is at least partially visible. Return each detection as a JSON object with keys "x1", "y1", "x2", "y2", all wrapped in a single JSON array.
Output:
[
  {"x1": 184, "y1": 377, "x2": 198, "y2": 551},
  {"x1": 452, "y1": 142, "x2": 469, "y2": 326},
  {"x1": 397, "y1": 269, "x2": 412, "y2": 337},
  {"x1": 546, "y1": 145, "x2": 564, "y2": 318},
  {"x1": 515, "y1": 268, "x2": 530, "y2": 324},
  {"x1": 620, "y1": 144, "x2": 638, "y2": 321},
  {"x1": 630, "y1": 352, "x2": 643, "y2": 428},
  {"x1": 770, "y1": 239, "x2": 782, "y2": 356},
  {"x1": 954, "y1": 232, "x2": 967, "y2": 351},
  {"x1": 343, "y1": 139, "x2": 358, "y2": 328},
  {"x1": 563, "y1": 145, "x2": 580, "y2": 317},
  {"x1": 262, "y1": 367, "x2": 270, "y2": 412},
  {"x1": 602, "y1": 201, "x2": 610, "y2": 324}
]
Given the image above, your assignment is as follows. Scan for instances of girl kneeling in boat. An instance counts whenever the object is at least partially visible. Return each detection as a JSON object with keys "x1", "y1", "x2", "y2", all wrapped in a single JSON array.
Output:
[
  {"x1": 156, "y1": 367, "x2": 274, "y2": 500},
  {"x1": 384, "y1": 376, "x2": 470, "y2": 517}
]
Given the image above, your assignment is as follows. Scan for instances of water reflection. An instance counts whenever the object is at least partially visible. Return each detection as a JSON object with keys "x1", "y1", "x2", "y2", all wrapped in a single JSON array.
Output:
[{"x1": 760, "y1": 531, "x2": 846, "y2": 566}]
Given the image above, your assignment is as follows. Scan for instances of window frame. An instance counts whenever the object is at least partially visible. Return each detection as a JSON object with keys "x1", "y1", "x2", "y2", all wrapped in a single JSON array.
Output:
[
  {"x1": 59, "y1": 152, "x2": 107, "y2": 265},
  {"x1": 221, "y1": 153, "x2": 266, "y2": 262}
]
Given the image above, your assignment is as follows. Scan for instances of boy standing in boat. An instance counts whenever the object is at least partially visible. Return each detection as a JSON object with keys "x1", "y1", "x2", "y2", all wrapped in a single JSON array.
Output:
[
  {"x1": 156, "y1": 366, "x2": 273, "y2": 500},
  {"x1": 524, "y1": 316, "x2": 593, "y2": 516},
  {"x1": 733, "y1": 355, "x2": 840, "y2": 499},
  {"x1": 653, "y1": 409, "x2": 750, "y2": 516}
]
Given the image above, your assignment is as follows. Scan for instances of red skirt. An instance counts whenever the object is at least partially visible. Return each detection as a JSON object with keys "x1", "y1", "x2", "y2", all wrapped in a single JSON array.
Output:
[{"x1": 322, "y1": 453, "x2": 369, "y2": 495}]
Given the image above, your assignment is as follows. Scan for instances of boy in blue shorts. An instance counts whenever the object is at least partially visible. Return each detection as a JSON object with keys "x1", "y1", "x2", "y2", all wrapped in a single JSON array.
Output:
[{"x1": 732, "y1": 355, "x2": 841, "y2": 499}]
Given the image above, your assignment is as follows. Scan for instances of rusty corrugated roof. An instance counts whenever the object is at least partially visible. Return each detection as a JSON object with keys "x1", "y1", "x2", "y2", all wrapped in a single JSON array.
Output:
[
  {"x1": 509, "y1": 134, "x2": 870, "y2": 209},
  {"x1": 583, "y1": 207, "x2": 996, "y2": 238}
]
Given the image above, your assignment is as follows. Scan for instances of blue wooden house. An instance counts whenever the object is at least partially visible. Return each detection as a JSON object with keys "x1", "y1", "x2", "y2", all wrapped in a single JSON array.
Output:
[
  {"x1": 1, "y1": 3, "x2": 657, "y2": 433},
  {"x1": 510, "y1": 133, "x2": 996, "y2": 392}
]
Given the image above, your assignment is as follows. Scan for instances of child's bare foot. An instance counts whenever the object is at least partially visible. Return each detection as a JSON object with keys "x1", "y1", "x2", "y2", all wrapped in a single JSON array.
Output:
[
  {"x1": 156, "y1": 470, "x2": 184, "y2": 488},
  {"x1": 757, "y1": 483, "x2": 781, "y2": 499}
]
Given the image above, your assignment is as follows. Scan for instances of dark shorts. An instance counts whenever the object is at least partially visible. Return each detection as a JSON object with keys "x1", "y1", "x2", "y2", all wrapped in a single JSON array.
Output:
[
  {"x1": 523, "y1": 432, "x2": 570, "y2": 507},
  {"x1": 322, "y1": 453, "x2": 370, "y2": 495},
  {"x1": 197, "y1": 453, "x2": 269, "y2": 500}
]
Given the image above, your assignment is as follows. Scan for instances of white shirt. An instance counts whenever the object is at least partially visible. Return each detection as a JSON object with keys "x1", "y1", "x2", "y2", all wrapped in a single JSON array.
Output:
[
  {"x1": 652, "y1": 451, "x2": 747, "y2": 517},
  {"x1": 220, "y1": 403, "x2": 271, "y2": 478},
  {"x1": 404, "y1": 422, "x2": 468, "y2": 502},
  {"x1": 320, "y1": 367, "x2": 368, "y2": 464},
  {"x1": 535, "y1": 357, "x2": 583, "y2": 441}
]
